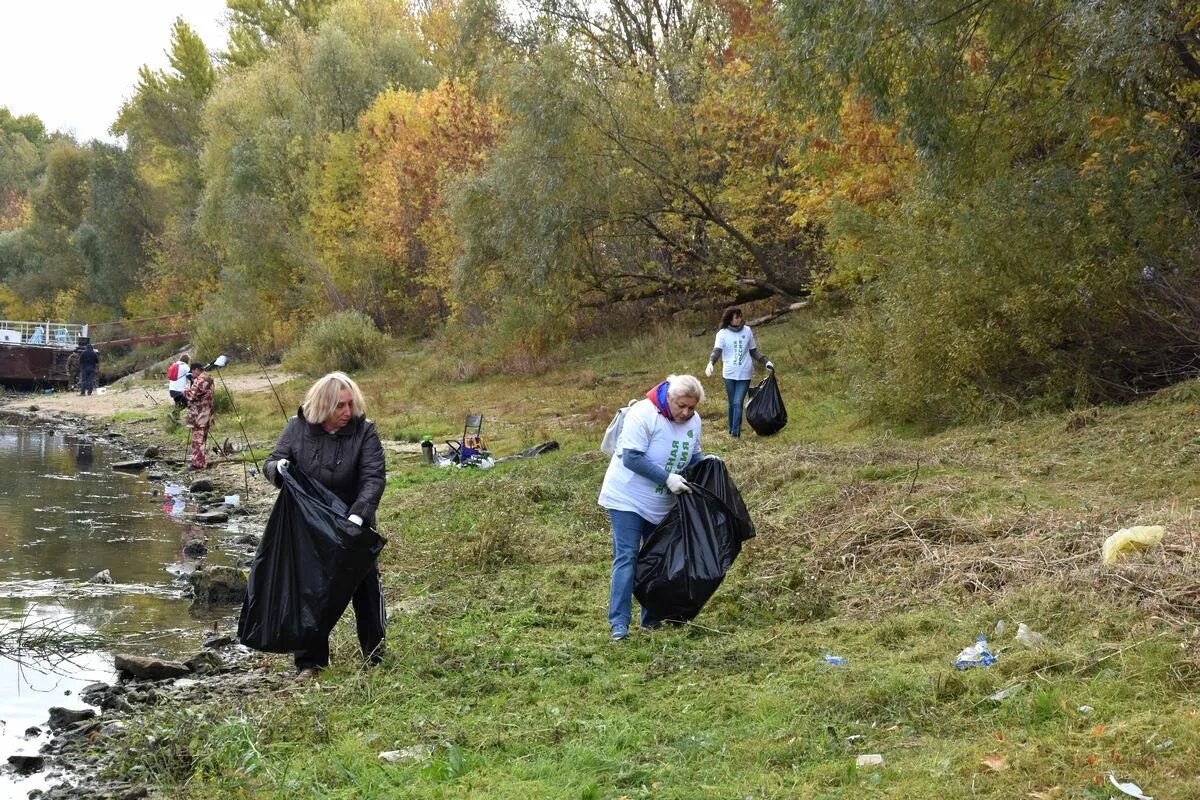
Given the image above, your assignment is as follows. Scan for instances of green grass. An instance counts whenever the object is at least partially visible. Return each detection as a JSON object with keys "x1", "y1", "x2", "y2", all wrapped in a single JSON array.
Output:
[{"x1": 97, "y1": 314, "x2": 1200, "y2": 798}]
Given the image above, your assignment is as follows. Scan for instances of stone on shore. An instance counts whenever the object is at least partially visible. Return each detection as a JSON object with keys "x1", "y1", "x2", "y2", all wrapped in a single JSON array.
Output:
[
  {"x1": 7, "y1": 753, "x2": 46, "y2": 774},
  {"x1": 187, "y1": 565, "x2": 247, "y2": 609},
  {"x1": 113, "y1": 654, "x2": 190, "y2": 681},
  {"x1": 46, "y1": 707, "x2": 96, "y2": 731}
]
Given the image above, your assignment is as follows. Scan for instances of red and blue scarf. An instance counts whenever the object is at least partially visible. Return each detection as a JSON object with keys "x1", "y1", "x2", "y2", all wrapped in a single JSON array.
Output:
[{"x1": 646, "y1": 381, "x2": 673, "y2": 421}]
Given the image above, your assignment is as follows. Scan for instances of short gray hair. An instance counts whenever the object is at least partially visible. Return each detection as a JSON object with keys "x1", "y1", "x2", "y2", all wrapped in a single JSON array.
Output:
[{"x1": 666, "y1": 374, "x2": 705, "y2": 404}]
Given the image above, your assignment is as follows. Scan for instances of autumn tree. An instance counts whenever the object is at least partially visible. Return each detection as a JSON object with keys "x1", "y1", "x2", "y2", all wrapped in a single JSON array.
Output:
[
  {"x1": 451, "y1": 0, "x2": 820, "y2": 353},
  {"x1": 224, "y1": 0, "x2": 340, "y2": 67},
  {"x1": 0, "y1": 108, "x2": 47, "y2": 232},
  {"x1": 307, "y1": 79, "x2": 497, "y2": 332},
  {"x1": 197, "y1": 0, "x2": 435, "y2": 351},
  {"x1": 780, "y1": 0, "x2": 1200, "y2": 423}
]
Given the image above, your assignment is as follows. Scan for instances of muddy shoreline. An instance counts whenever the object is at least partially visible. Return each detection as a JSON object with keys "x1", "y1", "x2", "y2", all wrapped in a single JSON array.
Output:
[{"x1": 0, "y1": 401, "x2": 286, "y2": 800}]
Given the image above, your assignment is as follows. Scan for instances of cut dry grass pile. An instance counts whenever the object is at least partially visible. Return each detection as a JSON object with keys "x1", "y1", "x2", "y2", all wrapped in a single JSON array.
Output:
[{"x1": 718, "y1": 430, "x2": 1200, "y2": 631}]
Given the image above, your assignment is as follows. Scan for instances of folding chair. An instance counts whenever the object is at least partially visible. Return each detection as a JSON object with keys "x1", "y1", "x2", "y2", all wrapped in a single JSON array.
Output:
[{"x1": 446, "y1": 414, "x2": 487, "y2": 463}]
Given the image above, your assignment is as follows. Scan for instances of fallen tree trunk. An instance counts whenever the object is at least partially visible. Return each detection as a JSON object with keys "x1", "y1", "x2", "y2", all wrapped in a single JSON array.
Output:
[{"x1": 748, "y1": 301, "x2": 809, "y2": 326}]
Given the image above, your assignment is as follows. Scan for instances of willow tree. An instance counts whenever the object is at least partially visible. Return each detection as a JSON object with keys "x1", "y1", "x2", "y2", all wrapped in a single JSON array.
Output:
[
  {"x1": 450, "y1": 0, "x2": 817, "y2": 353},
  {"x1": 196, "y1": 0, "x2": 435, "y2": 351},
  {"x1": 781, "y1": 0, "x2": 1200, "y2": 423}
]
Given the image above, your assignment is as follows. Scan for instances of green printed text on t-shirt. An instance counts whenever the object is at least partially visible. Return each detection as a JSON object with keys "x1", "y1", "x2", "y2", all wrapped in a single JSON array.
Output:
[{"x1": 656, "y1": 439, "x2": 692, "y2": 494}]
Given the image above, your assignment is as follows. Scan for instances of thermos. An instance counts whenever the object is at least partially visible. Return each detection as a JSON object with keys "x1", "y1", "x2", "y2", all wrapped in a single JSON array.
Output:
[{"x1": 420, "y1": 435, "x2": 434, "y2": 465}]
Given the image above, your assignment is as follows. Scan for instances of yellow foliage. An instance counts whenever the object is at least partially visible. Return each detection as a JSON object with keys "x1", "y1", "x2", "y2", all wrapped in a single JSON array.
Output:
[{"x1": 784, "y1": 90, "x2": 915, "y2": 227}]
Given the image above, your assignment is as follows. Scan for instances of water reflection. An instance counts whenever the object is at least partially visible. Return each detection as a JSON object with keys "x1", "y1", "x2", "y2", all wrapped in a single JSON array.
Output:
[
  {"x1": 73, "y1": 442, "x2": 92, "y2": 471},
  {"x1": 0, "y1": 423, "x2": 240, "y2": 796}
]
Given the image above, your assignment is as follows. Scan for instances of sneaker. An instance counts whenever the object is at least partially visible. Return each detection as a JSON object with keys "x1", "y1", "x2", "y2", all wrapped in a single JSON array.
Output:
[{"x1": 611, "y1": 627, "x2": 629, "y2": 641}]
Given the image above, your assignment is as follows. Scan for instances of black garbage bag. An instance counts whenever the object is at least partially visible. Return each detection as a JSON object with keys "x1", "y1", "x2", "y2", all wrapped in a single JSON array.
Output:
[
  {"x1": 745, "y1": 370, "x2": 787, "y2": 436},
  {"x1": 237, "y1": 467, "x2": 386, "y2": 653},
  {"x1": 634, "y1": 456, "x2": 756, "y2": 622}
]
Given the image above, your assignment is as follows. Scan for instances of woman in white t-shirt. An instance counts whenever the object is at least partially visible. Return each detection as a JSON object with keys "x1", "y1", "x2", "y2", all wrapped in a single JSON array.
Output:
[
  {"x1": 598, "y1": 375, "x2": 704, "y2": 641},
  {"x1": 704, "y1": 306, "x2": 773, "y2": 437}
]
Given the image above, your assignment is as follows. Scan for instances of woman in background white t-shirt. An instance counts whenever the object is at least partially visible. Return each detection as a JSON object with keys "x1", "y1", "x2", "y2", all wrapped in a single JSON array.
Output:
[
  {"x1": 597, "y1": 375, "x2": 704, "y2": 641},
  {"x1": 705, "y1": 307, "x2": 773, "y2": 437}
]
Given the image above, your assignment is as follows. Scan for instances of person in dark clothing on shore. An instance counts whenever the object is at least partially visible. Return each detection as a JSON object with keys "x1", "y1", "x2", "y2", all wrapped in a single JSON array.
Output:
[
  {"x1": 263, "y1": 371, "x2": 387, "y2": 681},
  {"x1": 79, "y1": 344, "x2": 100, "y2": 396}
]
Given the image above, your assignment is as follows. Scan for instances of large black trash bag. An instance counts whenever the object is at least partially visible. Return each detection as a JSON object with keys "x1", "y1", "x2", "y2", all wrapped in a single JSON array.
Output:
[
  {"x1": 237, "y1": 467, "x2": 386, "y2": 653},
  {"x1": 745, "y1": 370, "x2": 787, "y2": 436},
  {"x1": 634, "y1": 456, "x2": 756, "y2": 622}
]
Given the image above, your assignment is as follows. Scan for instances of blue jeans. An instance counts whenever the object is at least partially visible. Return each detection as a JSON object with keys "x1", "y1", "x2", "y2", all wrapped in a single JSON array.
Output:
[
  {"x1": 608, "y1": 509, "x2": 660, "y2": 631},
  {"x1": 724, "y1": 378, "x2": 751, "y2": 437}
]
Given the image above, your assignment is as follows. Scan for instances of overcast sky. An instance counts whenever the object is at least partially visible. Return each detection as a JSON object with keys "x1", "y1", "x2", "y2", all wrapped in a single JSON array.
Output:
[{"x1": 0, "y1": 1, "x2": 230, "y2": 143}]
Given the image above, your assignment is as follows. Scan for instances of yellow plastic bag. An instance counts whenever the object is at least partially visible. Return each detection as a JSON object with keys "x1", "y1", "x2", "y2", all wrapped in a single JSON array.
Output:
[{"x1": 1101, "y1": 525, "x2": 1164, "y2": 566}]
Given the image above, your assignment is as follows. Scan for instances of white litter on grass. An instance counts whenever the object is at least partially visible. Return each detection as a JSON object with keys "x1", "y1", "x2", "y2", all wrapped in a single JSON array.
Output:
[
  {"x1": 987, "y1": 682, "x2": 1025, "y2": 702},
  {"x1": 855, "y1": 754, "x2": 884, "y2": 768},
  {"x1": 379, "y1": 744, "x2": 434, "y2": 764},
  {"x1": 1108, "y1": 773, "x2": 1152, "y2": 799}
]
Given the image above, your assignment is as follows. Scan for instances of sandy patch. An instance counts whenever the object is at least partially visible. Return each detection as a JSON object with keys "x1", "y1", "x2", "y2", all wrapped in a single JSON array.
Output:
[{"x1": 0, "y1": 371, "x2": 298, "y2": 418}]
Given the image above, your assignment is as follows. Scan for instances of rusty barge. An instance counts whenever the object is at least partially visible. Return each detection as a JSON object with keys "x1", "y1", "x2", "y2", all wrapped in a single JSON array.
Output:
[{"x1": 0, "y1": 320, "x2": 89, "y2": 388}]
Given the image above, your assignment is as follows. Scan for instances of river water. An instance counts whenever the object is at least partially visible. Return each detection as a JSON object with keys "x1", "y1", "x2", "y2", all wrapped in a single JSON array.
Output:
[{"x1": 0, "y1": 422, "x2": 238, "y2": 797}]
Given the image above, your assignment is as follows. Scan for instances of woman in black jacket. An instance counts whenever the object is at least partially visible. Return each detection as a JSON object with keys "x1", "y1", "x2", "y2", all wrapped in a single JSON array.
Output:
[{"x1": 264, "y1": 371, "x2": 387, "y2": 679}]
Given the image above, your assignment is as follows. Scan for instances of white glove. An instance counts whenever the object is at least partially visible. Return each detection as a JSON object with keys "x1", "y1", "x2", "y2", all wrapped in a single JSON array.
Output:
[
  {"x1": 348, "y1": 514, "x2": 363, "y2": 526},
  {"x1": 765, "y1": 360, "x2": 774, "y2": 371},
  {"x1": 665, "y1": 473, "x2": 691, "y2": 494},
  {"x1": 704, "y1": 362, "x2": 714, "y2": 377},
  {"x1": 276, "y1": 458, "x2": 289, "y2": 472}
]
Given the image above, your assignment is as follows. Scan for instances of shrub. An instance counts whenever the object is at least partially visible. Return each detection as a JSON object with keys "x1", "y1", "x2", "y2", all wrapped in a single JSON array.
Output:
[
  {"x1": 832, "y1": 155, "x2": 1199, "y2": 426},
  {"x1": 282, "y1": 310, "x2": 389, "y2": 376},
  {"x1": 192, "y1": 274, "x2": 274, "y2": 358}
]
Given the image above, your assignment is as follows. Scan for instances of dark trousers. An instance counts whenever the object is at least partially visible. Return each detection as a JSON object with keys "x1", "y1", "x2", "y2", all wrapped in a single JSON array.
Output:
[
  {"x1": 170, "y1": 391, "x2": 188, "y2": 408},
  {"x1": 80, "y1": 367, "x2": 97, "y2": 395},
  {"x1": 294, "y1": 562, "x2": 387, "y2": 670}
]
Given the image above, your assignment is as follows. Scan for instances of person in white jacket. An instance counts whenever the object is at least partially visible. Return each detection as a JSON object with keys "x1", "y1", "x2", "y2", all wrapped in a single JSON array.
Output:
[
  {"x1": 704, "y1": 306, "x2": 772, "y2": 437},
  {"x1": 598, "y1": 375, "x2": 704, "y2": 641},
  {"x1": 167, "y1": 355, "x2": 191, "y2": 408}
]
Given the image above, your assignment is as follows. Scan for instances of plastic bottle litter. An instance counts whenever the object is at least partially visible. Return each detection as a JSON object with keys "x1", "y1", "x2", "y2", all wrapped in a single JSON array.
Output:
[
  {"x1": 821, "y1": 654, "x2": 848, "y2": 668},
  {"x1": 953, "y1": 635, "x2": 997, "y2": 670},
  {"x1": 1102, "y1": 525, "x2": 1164, "y2": 565},
  {"x1": 1014, "y1": 622, "x2": 1049, "y2": 649},
  {"x1": 1077, "y1": 705, "x2": 1094, "y2": 714},
  {"x1": 987, "y1": 682, "x2": 1025, "y2": 702}
]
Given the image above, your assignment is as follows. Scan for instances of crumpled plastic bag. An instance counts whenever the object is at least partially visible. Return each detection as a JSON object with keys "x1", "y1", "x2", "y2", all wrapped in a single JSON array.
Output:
[
  {"x1": 953, "y1": 635, "x2": 997, "y2": 670},
  {"x1": 1109, "y1": 773, "x2": 1152, "y2": 799},
  {"x1": 1102, "y1": 525, "x2": 1164, "y2": 566}
]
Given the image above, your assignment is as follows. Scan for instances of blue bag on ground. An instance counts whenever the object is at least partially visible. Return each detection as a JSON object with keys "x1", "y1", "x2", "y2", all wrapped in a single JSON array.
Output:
[
  {"x1": 745, "y1": 370, "x2": 787, "y2": 436},
  {"x1": 634, "y1": 456, "x2": 756, "y2": 622},
  {"x1": 237, "y1": 467, "x2": 386, "y2": 653}
]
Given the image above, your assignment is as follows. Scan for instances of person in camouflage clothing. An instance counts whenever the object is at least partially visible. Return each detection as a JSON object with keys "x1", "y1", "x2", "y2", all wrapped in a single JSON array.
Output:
[
  {"x1": 183, "y1": 362, "x2": 216, "y2": 471},
  {"x1": 65, "y1": 347, "x2": 81, "y2": 390}
]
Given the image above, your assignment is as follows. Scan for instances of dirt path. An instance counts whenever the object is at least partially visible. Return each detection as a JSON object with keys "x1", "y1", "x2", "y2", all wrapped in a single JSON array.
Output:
[{"x1": 0, "y1": 371, "x2": 297, "y2": 418}]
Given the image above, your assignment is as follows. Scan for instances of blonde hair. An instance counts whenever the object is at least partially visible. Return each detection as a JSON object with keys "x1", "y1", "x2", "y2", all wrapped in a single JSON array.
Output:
[
  {"x1": 667, "y1": 374, "x2": 705, "y2": 404},
  {"x1": 302, "y1": 371, "x2": 366, "y2": 424}
]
